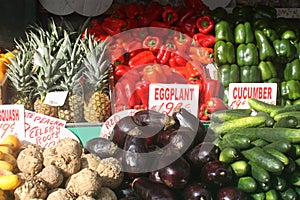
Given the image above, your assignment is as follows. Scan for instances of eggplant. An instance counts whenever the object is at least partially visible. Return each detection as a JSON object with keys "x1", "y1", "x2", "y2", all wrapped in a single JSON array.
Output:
[
  {"x1": 148, "y1": 170, "x2": 163, "y2": 183},
  {"x1": 172, "y1": 108, "x2": 206, "y2": 145},
  {"x1": 113, "y1": 180, "x2": 137, "y2": 199},
  {"x1": 122, "y1": 127, "x2": 149, "y2": 179},
  {"x1": 182, "y1": 182, "x2": 213, "y2": 200},
  {"x1": 84, "y1": 137, "x2": 118, "y2": 159},
  {"x1": 111, "y1": 116, "x2": 139, "y2": 148},
  {"x1": 216, "y1": 186, "x2": 246, "y2": 200},
  {"x1": 201, "y1": 160, "x2": 232, "y2": 187},
  {"x1": 158, "y1": 156, "x2": 191, "y2": 189},
  {"x1": 156, "y1": 127, "x2": 196, "y2": 154},
  {"x1": 132, "y1": 177, "x2": 177, "y2": 200}
]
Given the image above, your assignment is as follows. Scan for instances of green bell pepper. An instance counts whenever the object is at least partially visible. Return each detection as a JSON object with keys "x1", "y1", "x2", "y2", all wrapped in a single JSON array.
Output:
[
  {"x1": 215, "y1": 20, "x2": 234, "y2": 42},
  {"x1": 281, "y1": 80, "x2": 300, "y2": 100},
  {"x1": 262, "y1": 28, "x2": 279, "y2": 42},
  {"x1": 218, "y1": 64, "x2": 240, "y2": 87},
  {"x1": 258, "y1": 61, "x2": 277, "y2": 81},
  {"x1": 211, "y1": 7, "x2": 228, "y2": 23},
  {"x1": 273, "y1": 39, "x2": 296, "y2": 63},
  {"x1": 253, "y1": 4, "x2": 277, "y2": 20},
  {"x1": 240, "y1": 65, "x2": 262, "y2": 83},
  {"x1": 214, "y1": 40, "x2": 235, "y2": 65},
  {"x1": 232, "y1": 5, "x2": 254, "y2": 21},
  {"x1": 281, "y1": 30, "x2": 297, "y2": 41},
  {"x1": 252, "y1": 18, "x2": 270, "y2": 30},
  {"x1": 296, "y1": 42, "x2": 300, "y2": 60},
  {"x1": 236, "y1": 43, "x2": 259, "y2": 66},
  {"x1": 234, "y1": 22, "x2": 254, "y2": 44},
  {"x1": 255, "y1": 29, "x2": 276, "y2": 61},
  {"x1": 284, "y1": 59, "x2": 300, "y2": 81}
]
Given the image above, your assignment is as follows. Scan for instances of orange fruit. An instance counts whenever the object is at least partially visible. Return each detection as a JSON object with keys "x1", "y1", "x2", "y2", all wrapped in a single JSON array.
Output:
[
  {"x1": 0, "y1": 58, "x2": 8, "y2": 74},
  {"x1": 4, "y1": 52, "x2": 14, "y2": 60},
  {"x1": 0, "y1": 71, "x2": 5, "y2": 84},
  {"x1": 0, "y1": 135, "x2": 21, "y2": 151}
]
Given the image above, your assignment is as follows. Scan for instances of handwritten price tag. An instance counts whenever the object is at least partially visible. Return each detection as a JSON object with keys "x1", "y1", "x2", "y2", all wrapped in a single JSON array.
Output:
[{"x1": 148, "y1": 84, "x2": 199, "y2": 116}]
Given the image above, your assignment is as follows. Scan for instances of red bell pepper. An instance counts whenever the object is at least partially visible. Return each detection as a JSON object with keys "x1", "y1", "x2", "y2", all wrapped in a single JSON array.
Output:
[
  {"x1": 122, "y1": 78, "x2": 141, "y2": 108},
  {"x1": 108, "y1": 43, "x2": 126, "y2": 65},
  {"x1": 192, "y1": 33, "x2": 216, "y2": 48},
  {"x1": 173, "y1": 32, "x2": 192, "y2": 54},
  {"x1": 124, "y1": 3, "x2": 141, "y2": 19},
  {"x1": 142, "y1": 36, "x2": 162, "y2": 52},
  {"x1": 114, "y1": 64, "x2": 130, "y2": 77},
  {"x1": 101, "y1": 17, "x2": 127, "y2": 36},
  {"x1": 184, "y1": 0, "x2": 209, "y2": 12},
  {"x1": 124, "y1": 68, "x2": 141, "y2": 84},
  {"x1": 124, "y1": 40, "x2": 143, "y2": 57},
  {"x1": 125, "y1": 19, "x2": 138, "y2": 30},
  {"x1": 128, "y1": 50, "x2": 156, "y2": 68},
  {"x1": 132, "y1": 28, "x2": 148, "y2": 42},
  {"x1": 156, "y1": 45, "x2": 171, "y2": 64},
  {"x1": 196, "y1": 15, "x2": 214, "y2": 34},
  {"x1": 111, "y1": 8, "x2": 126, "y2": 19},
  {"x1": 142, "y1": 64, "x2": 167, "y2": 83},
  {"x1": 137, "y1": 2, "x2": 164, "y2": 27},
  {"x1": 198, "y1": 103, "x2": 210, "y2": 120},
  {"x1": 115, "y1": 81, "x2": 129, "y2": 108},
  {"x1": 149, "y1": 21, "x2": 171, "y2": 36},
  {"x1": 162, "y1": 5, "x2": 179, "y2": 25},
  {"x1": 189, "y1": 46, "x2": 214, "y2": 64},
  {"x1": 181, "y1": 18, "x2": 197, "y2": 37},
  {"x1": 206, "y1": 97, "x2": 228, "y2": 113},
  {"x1": 136, "y1": 80, "x2": 150, "y2": 108},
  {"x1": 178, "y1": 9, "x2": 199, "y2": 27},
  {"x1": 202, "y1": 78, "x2": 221, "y2": 103}
]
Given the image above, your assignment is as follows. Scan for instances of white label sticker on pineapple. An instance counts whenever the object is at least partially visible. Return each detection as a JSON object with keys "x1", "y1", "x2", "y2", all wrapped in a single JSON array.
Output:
[
  {"x1": 44, "y1": 91, "x2": 68, "y2": 106},
  {"x1": 0, "y1": 105, "x2": 25, "y2": 141},
  {"x1": 228, "y1": 83, "x2": 277, "y2": 109},
  {"x1": 148, "y1": 84, "x2": 199, "y2": 117},
  {"x1": 24, "y1": 110, "x2": 68, "y2": 148}
]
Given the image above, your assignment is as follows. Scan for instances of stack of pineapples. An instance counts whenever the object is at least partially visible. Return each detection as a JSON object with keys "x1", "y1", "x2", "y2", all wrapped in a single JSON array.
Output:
[{"x1": 6, "y1": 19, "x2": 111, "y2": 123}]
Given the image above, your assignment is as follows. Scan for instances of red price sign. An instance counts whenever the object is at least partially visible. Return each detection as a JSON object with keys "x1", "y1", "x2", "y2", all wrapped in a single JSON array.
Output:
[{"x1": 148, "y1": 84, "x2": 199, "y2": 116}]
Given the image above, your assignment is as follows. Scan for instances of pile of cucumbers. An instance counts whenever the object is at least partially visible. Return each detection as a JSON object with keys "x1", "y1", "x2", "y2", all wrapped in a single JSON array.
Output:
[{"x1": 209, "y1": 98, "x2": 300, "y2": 199}]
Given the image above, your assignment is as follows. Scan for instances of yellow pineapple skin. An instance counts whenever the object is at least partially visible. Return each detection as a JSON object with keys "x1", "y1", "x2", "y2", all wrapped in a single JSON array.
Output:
[
  {"x1": 33, "y1": 98, "x2": 58, "y2": 118},
  {"x1": 84, "y1": 92, "x2": 111, "y2": 122}
]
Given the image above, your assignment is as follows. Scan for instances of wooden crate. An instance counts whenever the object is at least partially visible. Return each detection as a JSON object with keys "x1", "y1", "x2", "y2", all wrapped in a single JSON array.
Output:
[{"x1": 0, "y1": 75, "x2": 9, "y2": 105}]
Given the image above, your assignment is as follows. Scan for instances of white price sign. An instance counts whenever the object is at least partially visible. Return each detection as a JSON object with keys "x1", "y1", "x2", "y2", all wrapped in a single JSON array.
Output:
[
  {"x1": 148, "y1": 84, "x2": 199, "y2": 116},
  {"x1": 228, "y1": 83, "x2": 277, "y2": 109}
]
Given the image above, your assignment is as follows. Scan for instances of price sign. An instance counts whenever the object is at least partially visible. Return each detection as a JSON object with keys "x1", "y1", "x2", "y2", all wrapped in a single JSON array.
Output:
[
  {"x1": 0, "y1": 105, "x2": 25, "y2": 141},
  {"x1": 148, "y1": 84, "x2": 199, "y2": 116},
  {"x1": 228, "y1": 83, "x2": 277, "y2": 109},
  {"x1": 24, "y1": 110, "x2": 69, "y2": 148}
]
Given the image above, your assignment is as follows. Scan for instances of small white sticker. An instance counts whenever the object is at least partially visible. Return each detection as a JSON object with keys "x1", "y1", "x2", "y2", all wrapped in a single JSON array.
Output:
[{"x1": 44, "y1": 91, "x2": 68, "y2": 106}]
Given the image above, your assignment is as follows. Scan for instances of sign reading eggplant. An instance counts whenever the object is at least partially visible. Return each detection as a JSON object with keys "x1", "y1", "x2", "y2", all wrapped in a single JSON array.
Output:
[
  {"x1": 24, "y1": 110, "x2": 67, "y2": 148},
  {"x1": 0, "y1": 105, "x2": 25, "y2": 140},
  {"x1": 148, "y1": 84, "x2": 199, "y2": 116},
  {"x1": 228, "y1": 83, "x2": 277, "y2": 109}
]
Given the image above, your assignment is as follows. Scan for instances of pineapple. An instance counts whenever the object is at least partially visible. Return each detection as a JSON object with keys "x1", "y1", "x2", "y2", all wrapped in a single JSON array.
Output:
[
  {"x1": 58, "y1": 33, "x2": 85, "y2": 122},
  {"x1": 29, "y1": 25, "x2": 68, "y2": 118},
  {"x1": 6, "y1": 36, "x2": 36, "y2": 110},
  {"x1": 81, "y1": 35, "x2": 111, "y2": 122}
]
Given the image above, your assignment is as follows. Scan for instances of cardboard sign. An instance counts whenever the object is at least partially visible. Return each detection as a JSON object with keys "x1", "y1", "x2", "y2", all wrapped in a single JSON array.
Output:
[
  {"x1": 148, "y1": 84, "x2": 199, "y2": 116},
  {"x1": 0, "y1": 105, "x2": 25, "y2": 141},
  {"x1": 24, "y1": 110, "x2": 69, "y2": 148},
  {"x1": 44, "y1": 91, "x2": 68, "y2": 106},
  {"x1": 228, "y1": 83, "x2": 277, "y2": 109}
]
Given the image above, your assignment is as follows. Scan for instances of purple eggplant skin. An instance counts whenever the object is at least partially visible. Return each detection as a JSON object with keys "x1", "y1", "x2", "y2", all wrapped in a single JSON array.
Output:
[
  {"x1": 201, "y1": 160, "x2": 233, "y2": 188},
  {"x1": 216, "y1": 186, "x2": 247, "y2": 200},
  {"x1": 113, "y1": 180, "x2": 137, "y2": 199},
  {"x1": 185, "y1": 142, "x2": 220, "y2": 168},
  {"x1": 123, "y1": 127, "x2": 149, "y2": 179},
  {"x1": 132, "y1": 177, "x2": 177, "y2": 200},
  {"x1": 182, "y1": 182, "x2": 213, "y2": 200},
  {"x1": 172, "y1": 108, "x2": 206, "y2": 145},
  {"x1": 158, "y1": 156, "x2": 191, "y2": 189},
  {"x1": 84, "y1": 137, "x2": 118, "y2": 159},
  {"x1": 148, "y1": 170, "x2": 163, "y2": 184}
]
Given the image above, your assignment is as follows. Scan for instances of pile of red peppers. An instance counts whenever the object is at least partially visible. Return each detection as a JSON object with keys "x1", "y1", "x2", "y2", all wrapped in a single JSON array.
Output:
[{"x1": 82, "y1": 0, "x2": 227, "y2": 120}]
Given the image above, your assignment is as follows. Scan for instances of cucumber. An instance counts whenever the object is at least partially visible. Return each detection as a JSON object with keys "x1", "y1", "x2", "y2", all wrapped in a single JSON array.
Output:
[
  {"x1": 290, "y1": 171, "x2": 300, "y2": 186},
  {"x1": 263, "y1": 148, "x2": 289, "y2": 166},
  {"x1": 219, "y1": 147, "x2": 239, "y2": 163},
  {"x1": 209, "y1": 115, "x2": 267, "y2": 136},
  {"x1": 257, "y1": 111, "x2": 275, "y2": 127},
  {"x1": 296, "y1": 158, "x2": 300, "y2": 167},
  {"x1": 288, "y1": 144, "x2": 300, "y2": 158},
  {"x1": 251, "y1": 138, "x2": 269, "y2": 147},
  {"x1": 258, "y1": 181, "x2": 271, "y2": 192},
  {"x1": 237, "y1": 176, "x2": 257, "y2": 193},
  {"x1": 271, "y1": 176, "x2": 287, "y2": 191},
  {"x1": 265, "y1": 189, "x2": 279, "y2": 200},
  {"x1": 247, "y1": 128, "x2": 300, "y2": 143},
  {"x1": 220, "y1": 134, "x2": 251, "y2": 149},
  {"x1": 241, "y1": 147, "x2": 285, "y2": 173},
  {"x1": 279, "y1": 188, "x2": 298, "y2": 200},
  {"x1": 250, "y1": 192, "x2": 266, "y2": 200},
  {"x1": 210, "y1": 110, "x2": 251, "y2": 123},
  {"x1": 263, "y1": 140, "x2": 292, "y2": 153},
  {"x1": 228, "y1": 128, "x2": 259, "y2": 141},
  {"x1": 283, "y1": 157, "x2": 296, "y2": 174},
  {"x1": 270, "y1": 103, "x2": 300, "y2": 117},
  {"x1": 249, "y1": 161, "x2": 270, "y2": 183},
  {"x1": 273, "y1": 116, "x2": 298, "y2": 128},
  {"x1": 273, "y1": 111, "x2": 300, "y2": 122},
  {"x1": 230, "y1": 160, "x2": 249, "y2": 177},
  {"x1": 247, "y1": 98, "x2": 280, "y2": 114}
]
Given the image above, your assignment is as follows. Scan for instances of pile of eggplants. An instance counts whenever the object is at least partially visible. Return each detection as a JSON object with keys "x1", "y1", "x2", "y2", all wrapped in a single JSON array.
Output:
[{"x1": 84, "y1": 108, "x2": 246, "y2": 199}]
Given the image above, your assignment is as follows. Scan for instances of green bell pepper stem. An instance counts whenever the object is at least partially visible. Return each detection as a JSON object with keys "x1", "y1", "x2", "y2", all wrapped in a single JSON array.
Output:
[
  {"x1": 258, "y1": 61, "x2": 277, "y2": 81},
  {"x1": 284, "y1": 59, "x2": 300, "y2": 81},
  {"x1": 262, "y1": 28, "x2": 278, "y2": 42},
  {"x1": 240, "y1": 65, "x2": 262, "y2": 83},
  {"x1": 236, "y1": 43, "x2": 259, "y2": 66},
  {"x1": 234, "y1": 22, "x2": 254, "y2": 44},
  {"x1": 281, "y1": 30, "x2": 297, "y2": 41},
  {"x1": 253, "y1": 4, "x2": 277, "y2": 20},
  {"x1": 214, "y1": 40, "x2": 235, "y2": 65},
  {"x1": 219, "y1": 64, "x2": 240, "y2": 87},
  {"x1": 215, "y1": 20, "x2": 234, "y2": 42},
  {"x1": 281, "y1": 80, "x2": 300, "y2": 100},
  {"x1": 255, "y1": 29, "x2": 276, "y2": 61},
  {"x1": 273, "y1": 39, "x2": 296, "y2": 63}
]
